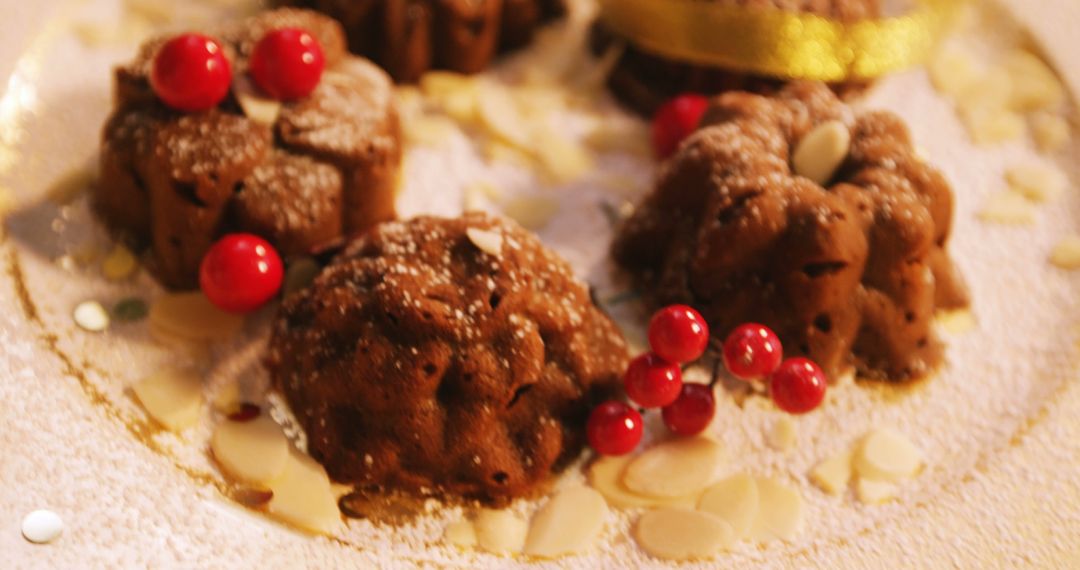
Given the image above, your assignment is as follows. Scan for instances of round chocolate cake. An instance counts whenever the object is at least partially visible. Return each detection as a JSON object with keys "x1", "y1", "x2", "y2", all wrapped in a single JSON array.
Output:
[
  {"x1": 277, "y1": 0, "x2": 567, "y2": 83},
  {"x1": 267, "y1": 213, "x2": 629, "y2": 504},
  {"x1": 592, "y1": 0, "x2": 880, "y2": 115},
  {"x1": 613, "y1": 81, "x2": 968, "y2": 381},
  {"x1": 95, "y1": 9, "x2": 402, "y2": 289}
]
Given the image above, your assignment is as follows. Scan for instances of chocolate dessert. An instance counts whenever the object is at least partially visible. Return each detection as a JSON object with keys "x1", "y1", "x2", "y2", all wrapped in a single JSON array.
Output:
[
  {"x1": 95, "y1": 9, "x2": 402, "y2": 289},
  {"x1": 613, "y1": 82, "x2": 968, "y2": 381},
  {"x1": 277, "y1": 0, "x2": 566, "y2": 82},
  {"x1": 592, "y1": 0, "x2": 879, "y2": 115},
  {"x1": 267, "y1": 213, "x2": 629, "y2": 504}
]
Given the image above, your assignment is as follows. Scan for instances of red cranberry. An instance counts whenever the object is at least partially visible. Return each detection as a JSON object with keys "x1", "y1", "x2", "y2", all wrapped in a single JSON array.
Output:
[
  {"x1": 227, "y1": 403, "x2": 261, "y2": 422},
  {"x1": 651, "y1": 94, "x2": 709, "y2": 159},
  {"x1": 249, "y1": 28, "x2": 325, "y2": 101},
  {"x1": 648, "y1": 304, "x2": 710, "y2": 364},
  {"x1": 722, "y1": 323, "x2": 783, "y2": 380},
  {"x1": 199, "y1": 233, "x2": 284, "y2": 314},
  {"x1": 661, "y1": 383, "x2": 716, "y2": 436},
  {"x1": 586, "y1": 401, "x2": 644, "y2": 456},
  {"x1": 769, "y1": 357, "x2": 827, "y2": 414},
  {"x1": 624, "y1": 353, "x2": 683, "y2": 409},
  {"x1": 150, "y1": 33, "x2": 232, "y2": 112}
]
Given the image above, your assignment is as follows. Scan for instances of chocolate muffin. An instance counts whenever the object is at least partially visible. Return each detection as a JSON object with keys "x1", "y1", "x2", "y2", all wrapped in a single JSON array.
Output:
[
  {"x1": 267, "y1": 213, "x2": 629, "y2": 504},
  {"x1": 276, "y1": 0, "x2": 566, "y2": 82},
  {"x1": 592, "y1": 0, "x2": 880, "y2": 115},
  {"x1": 613, "y1": 82, "x2": 968, "y2": 381},
  {"x1": 94, "y1": 9, "x2": 402, "y2": 289}
]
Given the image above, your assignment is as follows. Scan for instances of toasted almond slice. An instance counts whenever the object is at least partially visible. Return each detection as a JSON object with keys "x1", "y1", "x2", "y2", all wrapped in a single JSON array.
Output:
[
  {"x1": 149, "y1": 292, "x2": 244, "y2": 342},
  {"x1": 420, "y1": 71, "x2": 478, "y2": 124},
  {"x1": 474, "y1": 509, "x2": 528, "y2": 554},
  {"x1": 958, "y1": 67, "x2": 1013, "y2": 115},
  {"x1": 404, "y1": 115, "x2": 458, "y2": 147},
  {"x1": 963, "y1": 108, "x2": 1026, "y2": 145},
  {"x1": 587, "y1": 455, "x2": 699, "y2": 509},
  {"x1": 855, "y1": 478, "x2": 898, "y2": 504},
  {"x1": 767, "y1": 417, "x2": 796, "y2": 453},
  {"x1": 210, "y1": 414, "x2": 290, "y2": 487},
  {"x1": 1005, "y1": 162, "x2": 1067, "y2": 203},
  {"x1": 1030, "y1": 112, "x2": 1070, "y2": 153},
  {"x1": 444, "y1": 520, "x2": 477, "y2": 548},
  {"x1": 696, "y1": 473, "x2": 758, "y2": 538},
  {"x1": 623, "y1": 438, "x2": 724, "y2": 499},
  {"x1": 533, "y1": 130, "x2": 594, "y2": 185},
  {"x1": 937, "y1": 309, "x2": 977, "y2": 335},
  {"x1": 524, "y1": 486, "x2": 608, "y2": 558},
  {"x1": 267, "y1": 451, "x2": 341, "y2": 535},
  {"x1": 234, "y1": 75, "x2": 282, "y2": 126},
  {"x1": 749, "y1": 477, "x2": 804, "y2": 542},
  {"x1": 466, "y1": 227, "x2": 503, "y2": 256},
  {"x1": 809, "y1": 449, "x2": 853, "y2": 496},
  {"x1": 792, "y1": 120, "x2": 850, "y2": 186},
  {"x1": 854, "y1": 428, "x2": 924, "y2": 482},
  {"x1": 502, "y1": 195, "x2": 560, "y2": 230},
  {"x1": 102, "y1": 244, "x2": 138, "y2": 281},
  {"x1": 1050, "y1": 235, "x2": 1080, "y2": 269},
  {"x1": 1002, "y1": 50, "x2": 1065, "y2": 112},
  {"x1": 132, "y1": 367, "x2": 202, "y2": 431},
  {"x1": 477, "y1": 82, "x2": 531, "y2": 149},
  {"x1": 928, "y1": 46, "x2": 981, "y2": 98},
  {"x1": 634, "y1": 508, "x2": 734, "y2": 561},
  {"x1": 978, "y1": 191, "x2": 1037, "y2": 225}
]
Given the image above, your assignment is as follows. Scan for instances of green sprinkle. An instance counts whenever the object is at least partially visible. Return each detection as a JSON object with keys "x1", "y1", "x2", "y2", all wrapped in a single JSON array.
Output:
[{"x1": 113, "y1": 298, "x2": 149, "y2": 322}]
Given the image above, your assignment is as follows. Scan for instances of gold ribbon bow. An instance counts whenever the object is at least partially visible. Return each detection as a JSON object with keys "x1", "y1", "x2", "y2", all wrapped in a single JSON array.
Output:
[{"x1": 597, "y1": 0, "x2": 960, "y2": 81}]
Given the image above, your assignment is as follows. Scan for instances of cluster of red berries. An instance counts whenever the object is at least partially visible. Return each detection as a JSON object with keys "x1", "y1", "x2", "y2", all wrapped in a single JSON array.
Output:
[
  {"x1": 150, "y1": 27, "x2": 326, "y2": 112},
  {"x1": 586, "y1": 306, "x2": 829, "y2": 457}
]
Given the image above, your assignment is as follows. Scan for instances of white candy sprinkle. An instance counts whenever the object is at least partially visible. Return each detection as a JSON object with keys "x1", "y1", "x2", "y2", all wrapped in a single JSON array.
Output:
[
  {"x1": 21, "y1": 510, "x2": 63, "y2": 544},
  {"x1": 73, "y1": 301, "x2": 110, "y2": 332}
]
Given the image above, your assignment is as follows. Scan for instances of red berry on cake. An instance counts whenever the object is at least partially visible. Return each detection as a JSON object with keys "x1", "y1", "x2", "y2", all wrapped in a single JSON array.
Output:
[
  {"x1": 661, "y1": 383, "x2": 716, "y2": 436},
  {"x1": 587, "y1": 401, "x2": 644, "y2": 456},
  {"x1": 769, "y1": 357, "x2": 827, "y2": 414},
  {"x1": 150, "y1": 33, "x2": 232, "y2": 112},
  {"x1": 651, "y1": 94, "x2": 709, "y2": 159},
  {"x1": 624, "y1": 353, "x2": 683, "y2": 408},
  {"x1": 648, "y1": 304, "x2": 709, "y2": 364},
  {"x1": 199, "y1": 233, "x2": 284, "y2": 314},
  {"x1": 250, "y1": 28, "x2": 326, "y2": 101},
  {"x1": 722, "y1": 323, "x2": 783, "y2": 380}
]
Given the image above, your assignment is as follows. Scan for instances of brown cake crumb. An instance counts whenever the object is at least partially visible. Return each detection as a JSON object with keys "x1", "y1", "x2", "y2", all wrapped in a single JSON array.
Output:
[
  {"x1": 613, "y1": 82, "x2": 968, "y2": 381},
  {"x1": 267, "y1": 213, "x2": 628, "y2": 504},
  {"x1": 94, "y1": 9, "x2": 401, "y2": 289}
]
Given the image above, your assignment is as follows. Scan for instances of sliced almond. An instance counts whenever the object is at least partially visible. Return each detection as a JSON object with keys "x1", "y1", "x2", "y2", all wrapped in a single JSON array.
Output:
[
  {"x1": 524, "y1": 486, "x2": 608, "y2": 558},
  {"x1": 1050, "y1": 235, "x2": 1080, "y2": 269},
  {"x1": 963, "y1": 108, "x2": 1026, "y2": 145},
  {"x1": 634, "y1": 508, "x2": 734, "y2": 561},
  {"x1": 502, "y1": 195, "x2": 560, "y2": 230},
  {"x1": 404, "y1": 115, "x2": 458, "y2": 147},
  {"x1": 792, "y1": 120, "x2": 850, "y2": 186},
  {"x1": 1002, "y1": 50, "x2": 1065, "y2": 112},
  {"x1": 234, "y1": 75, "x2": 282, "y2": 126},
  {"x1": 855, "y1": 478, "x2": 899, "y2": 505},
  {"x1": 473, "y1": 509, "x2": 528, "y2": 554},
  {"x1": 854, "y1": 428, "x2": 924, "y2": 482},
  {"x1": 102, "y1": 244, "x2": 138, "y2": 281},
  {"x1": 210, "y1": 414, "x2": 290, "y2": 487},
  {"x1": 583, "y1": 116, "x2": 651, "y2": 156},
  {"x1": 132, "y1": 367, "x2": 202, "y2": 431},
  {"x1": 466, "y1": 227, "x2": 503, "y2": 256},
  {"x1": 444, "y1": 520, "x2": 477, "y2": 548},
  {"x1": 809, "y1": 449, "x2": 853, "y2": 496},
  {"x1": 149, "y1": 292, "x2": 244, "y2": 342},
  {"x1": 420, "y1": 71, "x2": 478, "y2": 124},
  {"x1": 928, "y1": 46, "x2": 981, "y2": 98},
  {"x1": 749, "y1": 477, "x2": 804, "y2": 542},
  {"x1": 1030, "y1": 112, "x2": 1070, "y2": 153},
  {"x1": 978, "y1": 191, "x2": 1037, "y2": 225},
  {"x1": 267, "y1": 451, "x2": 341, "y2": 535},
  {"x1": 623, "y1": 438, "x2": 724, "y2": 499},
  {"x1": 588, "y1": 455, "x2": 699, "y2": 509},
  {"x1": 477, "y1": 81, "x2": 531, "y2": 149},
  {"x1": 937, "y1": 309, "x2": 977, "y2": 335},
  {"x1": 1005, "y1": 162, "x2": 1067, "y2": 203},
  {"x1": 766, "y1": 417, "x2": 796, "y2": 453},
  {"x1": 958, "y1": 68, "x2": 1013, "y2": 116},
  {"x1": 534, "y1": 131, "x2": 594, "y2": 185},
  {"x1": 696, "y1": 473, "x2": 758, "y2": 538}
]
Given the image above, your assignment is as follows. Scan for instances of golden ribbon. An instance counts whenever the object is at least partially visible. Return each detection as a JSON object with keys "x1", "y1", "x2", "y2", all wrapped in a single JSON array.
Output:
[{"x1": 596, "y1": 0, "x2": 960, "y2": 81}]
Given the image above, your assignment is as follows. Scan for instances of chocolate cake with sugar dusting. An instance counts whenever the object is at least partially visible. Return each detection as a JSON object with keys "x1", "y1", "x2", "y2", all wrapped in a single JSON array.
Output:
[{"x1": 95, "y1": 8, "x2": 401, "y2": 289}]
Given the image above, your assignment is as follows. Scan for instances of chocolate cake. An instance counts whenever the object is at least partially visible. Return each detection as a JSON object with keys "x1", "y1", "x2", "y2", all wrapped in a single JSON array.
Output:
[
  {"x1": 277, "y1": 0, "x2": 566, "y2": 83},
  {"x1": 95, "y1": 9, "x2": 402, "y2": 289},
  {"x1": 613, "y1": 82, "x2": 968, "y2": 381},
  {"x1": 592, "y1": 0, "x2": 880, "y2": 115}
]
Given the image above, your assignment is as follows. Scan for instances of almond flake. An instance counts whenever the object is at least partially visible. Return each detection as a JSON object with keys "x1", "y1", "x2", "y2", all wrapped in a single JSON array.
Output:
[
  {"x1": 1030, "y1": 112, "x2": 1070, "y2": 153},
  {"x1": 623, "y1": 438, "x2": 724, "y2": 499},
  {"x1": 477, "y1": 81, "x2": 529, "y2": 147},
  {"x1": 524, "y1": 486, "x2": 608, "y2": 558},
  {"x1": 502, "y1": 195, "x2": 560, "y2": 230},
  {"x1": 978, "y1": 191, "x2": 1037, "y2": 225},
  {"x1": 474, "y1": 509, "x2": 528, "y2": 554},
  {"x1": 132, "y1": 367, "x2": 202, "y2": 431},
  {"x1": 809, "y1": 449, "x2": 853, "y2": 496},
  {"x1": 634, "y1": 508, "x2": 734, "y2": 561},
  {"x1": 149, "y1": 292, "x2": 244, "y2": 341},
  {"x1": 792, "y1": 120, "x2": 850, "y2": 186},
  {"x1": 1049, "y1": 235, "x2": 1080, "y2": 269},
  {"x1": 854, "y1": 428, "x2": 924, "y2": 482},
  {"x1": 444, "y1": 520, "x2": 477, "y2": 548},
  {"x1": 1002, "y1": 50, "x2": 1065, "y2": 112},
  {"x1": 210, "y1": 414, "x2": 290, "y2": 487},
  {"x1": 1005, "y1": 162, "x2": 1067, "y2": 203},
  {"x1": 855, "y1": 478, "x2": 898, "y2": 505},
  {"x1": 928, "y1": 46, "x2": 981, "y2": 98},
  {"x1": 749, "y1": 477, "x2": 804, "y2": 542},
  {"x1": 466, "y1": 227, "x2": 503, "y2": 256},
  {"x1": 267, "y1": 451, "x2": 342, "y2": 535},
  {"x1": 937, "y1": 309, "x2": 977, "y2": 335},
  {"x1": 234, "y1": 75, "x2": 281, "y2": 126},
  {"x1": 588, "y1": 455, "x2": 699, "y2": 509},
  {"x1": 766, "y1": 417, "x2": 796, "y2": 452},
  {"x1": 696, "y1": 473, "x2": 758, "y2": 538}
]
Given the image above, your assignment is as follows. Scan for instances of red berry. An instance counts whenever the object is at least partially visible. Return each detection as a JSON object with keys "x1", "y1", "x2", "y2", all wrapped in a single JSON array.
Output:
[
  {"x1": 651, "y1": 94, "x2": 709, "y2": 159},
  {"x1": 624, "y1": 353, "x2": 683, "y2": 408},
  {"x1": 150, "y1": 34, "x2": 232, "y2": 112},
  {"x1": 769, "y1": 357, "x2": 827, "y2": 414},
  {"x1": 722, "y1": 323, "x2": 783, "y2": 380},
  {"x1": 648, "y1": 304, "x2": 710, "y2": 364},
  {"x1": 587, "y1": 401, "x2": 644, "y2": 456},
  {"x1": 199, "y1": 233, "x2": 284, "y2": 314},
  {"x1": 249, "y1": 28, "x2": 325, "y2": 101},
  {"x1": 661, "y1": 383, "x2": 716, "y2": 436}
]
